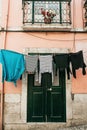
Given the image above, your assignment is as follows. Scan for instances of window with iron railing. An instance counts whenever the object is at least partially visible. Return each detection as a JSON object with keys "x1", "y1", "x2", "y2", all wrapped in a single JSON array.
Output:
[{"x1": 22, "y1": 0, "x2": 71, "y2": 29}]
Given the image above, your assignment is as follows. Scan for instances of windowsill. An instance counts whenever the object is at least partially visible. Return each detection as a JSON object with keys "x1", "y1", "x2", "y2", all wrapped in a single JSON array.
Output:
[
  {"x1": 84, "y1": 27, "x2": 87, "y2": 31},
  {"x1": 22, "y1": 23, "x2": 72, "y2": 32}
]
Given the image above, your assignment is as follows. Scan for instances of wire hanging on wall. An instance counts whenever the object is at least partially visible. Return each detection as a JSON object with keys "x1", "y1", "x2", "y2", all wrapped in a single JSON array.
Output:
[{"x1": 27, "y1": 33, "x2": 87, "y2": 42}]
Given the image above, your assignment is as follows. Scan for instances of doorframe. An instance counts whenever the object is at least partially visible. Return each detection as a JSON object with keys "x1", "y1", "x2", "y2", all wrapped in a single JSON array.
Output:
[{"x1": 21, "y1": 48, "x2": 72, "y2": 125}]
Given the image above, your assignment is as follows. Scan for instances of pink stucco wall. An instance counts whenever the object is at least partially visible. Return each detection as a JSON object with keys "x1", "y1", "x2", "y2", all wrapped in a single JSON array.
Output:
[
  {"x1": 5, "y1": 32, "x2": 74, "y2": 51},
  {"x1": 72, "y1": 69, "x2": 87, "y2": 94},
  {"x1": 1, "y1": 0, "x2": 87, "y2": 94}
]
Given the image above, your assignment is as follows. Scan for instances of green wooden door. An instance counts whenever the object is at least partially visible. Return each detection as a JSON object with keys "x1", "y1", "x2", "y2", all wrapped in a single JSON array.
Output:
[{"x1": 27, "y1": 69, "x2": 66, "y2": 122}]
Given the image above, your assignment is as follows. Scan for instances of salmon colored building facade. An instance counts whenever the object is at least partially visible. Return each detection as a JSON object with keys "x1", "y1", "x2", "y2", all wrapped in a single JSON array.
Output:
[{"x1": 0, "y1": 0, "x2": 87, "y2": 130}]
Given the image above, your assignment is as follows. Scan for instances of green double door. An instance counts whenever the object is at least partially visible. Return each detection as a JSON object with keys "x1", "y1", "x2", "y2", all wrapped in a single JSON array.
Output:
[{"x1": 27, "y1": 69, "x2": 66, "y2": 122}]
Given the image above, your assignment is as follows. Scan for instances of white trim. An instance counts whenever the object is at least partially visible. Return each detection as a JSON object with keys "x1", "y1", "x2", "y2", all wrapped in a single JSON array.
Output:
[
  {"x1": 21, "y1": 48, "x2": 72, "y2": 125},
  {"x1": 23, "y1": 48, "x2": 70, "y2": 54},
  {"x1": 21, "y1": 72, "x2": 28, "y2": 123},
  {"x1": 22, "y1": 24, "x2": 72, "y2": 31}
]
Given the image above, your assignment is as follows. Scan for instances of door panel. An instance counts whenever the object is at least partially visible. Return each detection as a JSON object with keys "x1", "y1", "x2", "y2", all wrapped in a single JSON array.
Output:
[
  {"x1": 47, "y1": 88, "x2": 65, "y2": 122},
  {"x1": 27, "y1": 69, "x2": 66, "y2": 122},
  {"x1": 27, "y1": 75, "x2": 45, "y2": 122},
  {"x1": 32, "y1": 91, "x2": 44, "y2": 116},
  {"x1": 47, "y1": 69, "x2": 66, "y2": 122}
]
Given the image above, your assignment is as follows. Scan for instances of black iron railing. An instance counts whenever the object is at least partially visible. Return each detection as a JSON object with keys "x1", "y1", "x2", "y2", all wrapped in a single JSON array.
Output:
[{"x1": 23, "y1": 0, "x2": 71, "y2": 25}]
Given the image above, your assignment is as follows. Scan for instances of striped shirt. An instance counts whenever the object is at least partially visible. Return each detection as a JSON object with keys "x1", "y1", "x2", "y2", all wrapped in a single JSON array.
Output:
[
  {"x1": 25, "y1": 55, "x2": 38, "y2": 73},
  {"x1": 39, "y1": 55, "x2": 53, "y2": 83},
  {"x1": 39, "y1": 55, "x2": 53, "y2": 73}
]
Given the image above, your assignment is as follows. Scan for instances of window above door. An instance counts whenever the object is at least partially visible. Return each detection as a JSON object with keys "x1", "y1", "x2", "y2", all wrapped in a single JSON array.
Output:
[{"x1": 22, "y1": 0, "x2": 72, "y2": 31}]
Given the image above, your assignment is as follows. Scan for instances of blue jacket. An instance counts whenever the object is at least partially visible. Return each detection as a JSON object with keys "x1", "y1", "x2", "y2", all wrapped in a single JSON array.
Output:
[{"x1": 0, "y1": 49, "x2": 25, "y2": 86}]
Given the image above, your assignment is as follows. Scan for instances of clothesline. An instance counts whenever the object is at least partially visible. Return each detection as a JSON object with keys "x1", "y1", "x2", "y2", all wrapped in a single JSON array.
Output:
[{"x1": 0, "y1": 49, "x2": 86, "y2": 87}]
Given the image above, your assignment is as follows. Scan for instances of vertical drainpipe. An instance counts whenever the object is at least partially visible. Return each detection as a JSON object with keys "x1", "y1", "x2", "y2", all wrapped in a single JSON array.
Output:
[
  {"x1": 1, "y1": 0, "x2": 10, "y2": 129},
  {"x1": 4, "y1": 0, "x2": 10, "y2": 49}
]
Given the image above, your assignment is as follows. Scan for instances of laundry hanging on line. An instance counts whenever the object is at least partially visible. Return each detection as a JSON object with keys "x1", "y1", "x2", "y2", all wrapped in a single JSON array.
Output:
[
  {"x1": 0, "y1": 49, "x2": 25, "y2": 86},
  {"x1": 0, "y1": 49, "x2": 86, "y2": 87},
  {"x1": 25, "y1": 55, "x2": 38, "y2": 73},
  {"x1": 38, "y1": 55, "x2": 53, "y2": 83},
  {"x1": 69, "y1": 50, "x2": 86, "y2": 78},
  {"x1": 53, "y1": 53, "x2": 71, "y2": 79},
  {"x1": 25, "y1": 50, "x2": 86, "y2": 80}
]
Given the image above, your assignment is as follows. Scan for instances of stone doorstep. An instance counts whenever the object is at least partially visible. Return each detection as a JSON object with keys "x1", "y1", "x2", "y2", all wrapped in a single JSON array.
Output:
[{"x1": 4, "y1": 124, "x2": 87, "y2": 130}]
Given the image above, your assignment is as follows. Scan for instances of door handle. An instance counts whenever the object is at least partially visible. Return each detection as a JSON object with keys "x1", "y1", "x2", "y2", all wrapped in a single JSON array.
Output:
[{"x1": 47, "y1": 88, "x2": 52, "y2": 91}]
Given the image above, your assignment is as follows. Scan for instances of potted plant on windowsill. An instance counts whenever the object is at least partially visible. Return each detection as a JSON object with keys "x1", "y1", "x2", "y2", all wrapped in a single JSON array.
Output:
[{"x1": 41, "y1": 8, "x2": 56, "y2": 24}]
